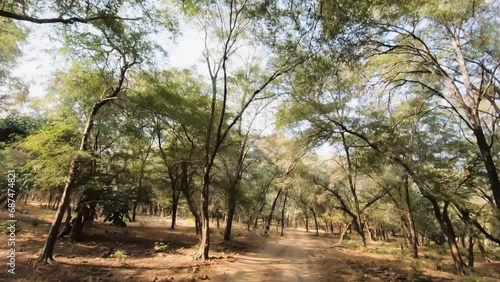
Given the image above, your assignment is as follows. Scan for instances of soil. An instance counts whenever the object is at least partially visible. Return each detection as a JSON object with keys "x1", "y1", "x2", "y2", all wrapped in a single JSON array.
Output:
[{"x1": 0, "y1": 203, "x2": 499, "y2": 282}]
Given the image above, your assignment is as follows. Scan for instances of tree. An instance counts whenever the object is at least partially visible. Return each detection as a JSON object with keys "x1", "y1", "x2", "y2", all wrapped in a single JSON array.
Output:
[{"x1": 193, "y1": 0, "x2": 307, "y2": 260}]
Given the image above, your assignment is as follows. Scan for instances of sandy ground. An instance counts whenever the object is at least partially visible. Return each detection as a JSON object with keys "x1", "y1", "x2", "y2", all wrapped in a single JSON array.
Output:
[{"x1": 214, "y1": 229, "x2": 322, "y2": 281}]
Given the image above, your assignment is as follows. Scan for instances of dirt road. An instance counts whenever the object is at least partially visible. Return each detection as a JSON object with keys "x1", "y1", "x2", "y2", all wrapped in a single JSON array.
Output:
[
  {"x1": 212, "y1": 229, "x2": 465, "y2": 282},
  {"x1": 214, "y1": 229, "x2": 325, "y2": 282}
]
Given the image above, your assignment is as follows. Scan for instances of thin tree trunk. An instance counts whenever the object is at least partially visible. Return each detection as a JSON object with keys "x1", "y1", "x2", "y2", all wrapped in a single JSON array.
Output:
[
  {"x1": 430, "y1": 199, "x2": 465, "y2": 274},
  {"x1": 310, "y1": 207, "x2": 319, "y2": 235},
  {"x1": 340, "y1": 132, "x2": 366, "y2": 247},
  {"x1": 468, "y1": 234, "x2": 475, "y2": 267},
  {"x1": 52, "y1": 194, "x2": 61, "y2": 210},
  {"x1": 280, "y1": 190, "x2": 288, "y2": 236},
  {"x1": 57, "y1": 205, "x2": 72, "y2": 239},
  {"x1": 46, "y1": 192, "x2": 53, "y2": 209},
  {"x1": 170, "y1": 190, "x2": 180, "y2": 229},
  {"x1": 39, "y1": 159, "x2": 78, "y2": 263},
  {"x1": 403, "y1": 173, "x2": 419, "y2": 258},
  {"x1": 473, "y1": 122, "x2": 500, "y2": 208},
  {"x1": 195, "y1": 173, "x2": 210, "y2": 260},
  {"x1": 265, "y1": 189, "x2": 282, "y2": 234},
  {"x1": 338, "y1": 222, "x2": 352, "y2": 245},
  {"x1": 224, "y1": 188, "x2": 237, "y2": 241},
  {"x1": 180, "y1": 162, "x2": 200, "y2": 237},
  {"x1": 132, "y1": 202, "x2": 137, "y2": 222}
]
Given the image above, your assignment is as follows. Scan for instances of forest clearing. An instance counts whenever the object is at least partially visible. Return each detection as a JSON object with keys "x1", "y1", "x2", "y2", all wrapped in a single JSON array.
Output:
[{"x1": 1, "y1": 0, "x2": 500, "y2": 281}]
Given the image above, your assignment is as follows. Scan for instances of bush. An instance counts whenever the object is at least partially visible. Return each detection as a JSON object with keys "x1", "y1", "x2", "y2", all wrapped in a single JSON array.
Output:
[{"x1": 154, "y1": 242, "x2": 169, "y2": 252}]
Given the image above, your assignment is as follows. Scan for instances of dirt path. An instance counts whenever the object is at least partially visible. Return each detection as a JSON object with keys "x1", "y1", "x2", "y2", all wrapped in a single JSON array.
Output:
[{"x1": 214, "y1": 229, "x2": 324, "y2": 282}]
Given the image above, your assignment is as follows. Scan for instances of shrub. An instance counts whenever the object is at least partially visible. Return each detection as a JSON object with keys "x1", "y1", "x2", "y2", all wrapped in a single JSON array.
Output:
[
  {"x1": 154, "y1": 242, "x2": 169, "y2": 252},
  {"x1": 112, "y1": 250, "x2": 127, "y2": 262}
]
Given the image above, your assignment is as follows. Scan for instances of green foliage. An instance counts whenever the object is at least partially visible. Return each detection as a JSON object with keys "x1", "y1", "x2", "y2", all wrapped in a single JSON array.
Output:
[
  {"x1": 19, "y1": 116, "x2": 80, "y2": 191},
  {"x1": 153, "y1": 242, "x2": 169, "y2": 252},
  {"x1": 0, "y1": 112, "x2": 43, "y2": 144},
  {"x1": 111, "y1": 250, "x2": 127, "y2": 261}
]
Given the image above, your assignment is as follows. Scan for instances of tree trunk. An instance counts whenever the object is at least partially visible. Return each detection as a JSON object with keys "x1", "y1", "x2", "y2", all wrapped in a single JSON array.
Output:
[
  {"x1": 46, "y1": 192, "x2": 53, "y2": 209},
  {"x1": 170, "y1": 190, "x2": 180, "y2": 229},
  {"x1": 265, "y1": 189, "x2": 282, "y2": 234},
  {"x1": 473, "y1": 125, "x2": 500, "y2": 209},
  {"x1": 338, "y1": 222, "x2": 352, "y2": 245},
  {"x1": 39, "y1": 158, "x2": 79, "y2": 263},
  {"x1": 224, "y1": 188, "x2": 237, "y2": 241},
  {"x1": 132, "y1": 202, "x2": 137, "y2": 222},
  {"x1": 430, "y1": 199, "x2": 465, "y2": 274},
  {"x1": 57, "y1": 205, "x2": 72, "y2": 239},
  {"x1": 310, "y1": 207, "x2": 319, "y2": 235},
  {"x1": 70, "y1": 203, "x2": 91, "y2": 242},
  {"x1": 195, "y1": 173, "x2": 210, "y2": 260},
  {"x1": 403, "y1": 173, "x2": 419, "y2": 258},
  {"x1": 477, "y1": 239, "x2": 492, "y2": 262},
  {"x1": 468, "y1": 234, "x2": 475, "y2": 267},
  {"x1": 216, "y1": 207, "x2": 220, "y2": 229},
  {"x1": 280, "y1": 190, "x2": 288, "y2": 236}
]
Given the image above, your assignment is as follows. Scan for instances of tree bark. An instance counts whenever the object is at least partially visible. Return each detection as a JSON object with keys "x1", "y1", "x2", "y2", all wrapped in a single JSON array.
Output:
[
  {"x1": 468, "y1": 234, "x2": 475, "y2": 267},
  {"x1": 310, "y1": 207, "x2": 319, "y2": 235},
  {"x1": 473, "y1": 126, "x2": 500, "y2": 208},
  {"x1": 69, "y1": 203, "x2": 90, "y2": 242},
  {"x1": 132, "y1": 202, "x2": 137, "y2": 222},
  {"x1": 280, "y1": 190, "x2": 288, "y2": 236},
  {"x1": 265, "y1": 189, "x2": 282, "y2": 234},
  {"x1": 57, "y1": 205, "x2": 72, "y2": 239},
  {"x1": 180, "y1": 162, "x2": 200, "y2": 237},
  {"x1": 195, "y1": 173, "x2": 210, "y2": 260},
  {"x1": 39, "y1": 159, "x2": 78, "y2": 263},
  {"x1": 338, "y1": 222, "x2": 352, "y2": 245},
  {"x1": 403, "y1": 173, "x2": 419, "y2": 258},
  {"x1": 224, "y1": 187, "x2": 237, "y2": 241},
  {"x1": 430, "y1": 199, "x2": 465, "y2": 274},
  {"x1": 170, "y1": 190, "x2": 180, "y2": 229}
]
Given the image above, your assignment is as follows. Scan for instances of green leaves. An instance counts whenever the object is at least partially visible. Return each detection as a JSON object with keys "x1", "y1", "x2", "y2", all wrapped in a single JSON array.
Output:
[{"x1": 19, "y1": 116, "x2": 80, "y2": 191}]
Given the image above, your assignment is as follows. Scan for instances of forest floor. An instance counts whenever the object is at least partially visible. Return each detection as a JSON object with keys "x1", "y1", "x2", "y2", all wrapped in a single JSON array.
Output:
[{"x1": 0, "y1": 202, "x2": 499, "y2": 282}]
